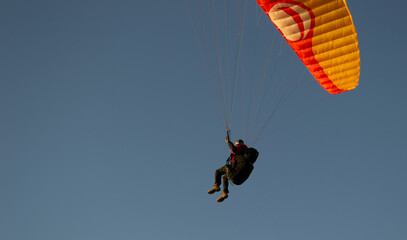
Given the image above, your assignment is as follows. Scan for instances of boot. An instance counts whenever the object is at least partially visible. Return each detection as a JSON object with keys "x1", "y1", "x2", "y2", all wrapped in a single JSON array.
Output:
[
  {"x1": 216, "y1": 191, "x2": 228, "y2": 202},
  {"x1": 207, "y1": 184, "x2": 220, "y2": 194}
]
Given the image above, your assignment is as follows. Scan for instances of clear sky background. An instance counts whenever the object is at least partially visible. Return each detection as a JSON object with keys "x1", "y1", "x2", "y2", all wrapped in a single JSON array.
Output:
[{"x1": 1, "y1": 1, "x2": 406, "y2": 240}]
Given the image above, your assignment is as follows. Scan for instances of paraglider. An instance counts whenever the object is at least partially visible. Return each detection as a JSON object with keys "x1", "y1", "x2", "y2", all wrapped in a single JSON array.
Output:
[
  {"x1": 188, "y1": 0, "x2": 360, "y2": 202},
  {"x1": 207, "y1": 131, "x2": 258, "y2": 202}
]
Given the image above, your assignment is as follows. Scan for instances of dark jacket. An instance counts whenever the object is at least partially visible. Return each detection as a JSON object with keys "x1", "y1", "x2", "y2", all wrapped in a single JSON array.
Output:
[
  {"x1": 226, "y1": 140, "x2": 253, "y2": 185},
  {"x1": 227, "y1": 141, "x2": 247, "y2": 162}
]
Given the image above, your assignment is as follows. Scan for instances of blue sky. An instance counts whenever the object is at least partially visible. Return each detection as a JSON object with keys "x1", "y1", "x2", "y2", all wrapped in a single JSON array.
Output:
[{"x1": 1, "y1": 0, "x2": 406, "y2": 240}]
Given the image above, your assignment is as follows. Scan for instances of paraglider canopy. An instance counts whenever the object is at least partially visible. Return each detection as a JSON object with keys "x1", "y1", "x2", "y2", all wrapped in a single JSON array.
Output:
[{"x1": 256, "y1": 0, "x2": 360, "y2": 94}]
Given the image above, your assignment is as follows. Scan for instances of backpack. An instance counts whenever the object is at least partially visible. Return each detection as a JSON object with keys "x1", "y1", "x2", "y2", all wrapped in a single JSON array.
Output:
[{"x1": 244, "y1": 147, "x2": 259, "y2": 164}]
